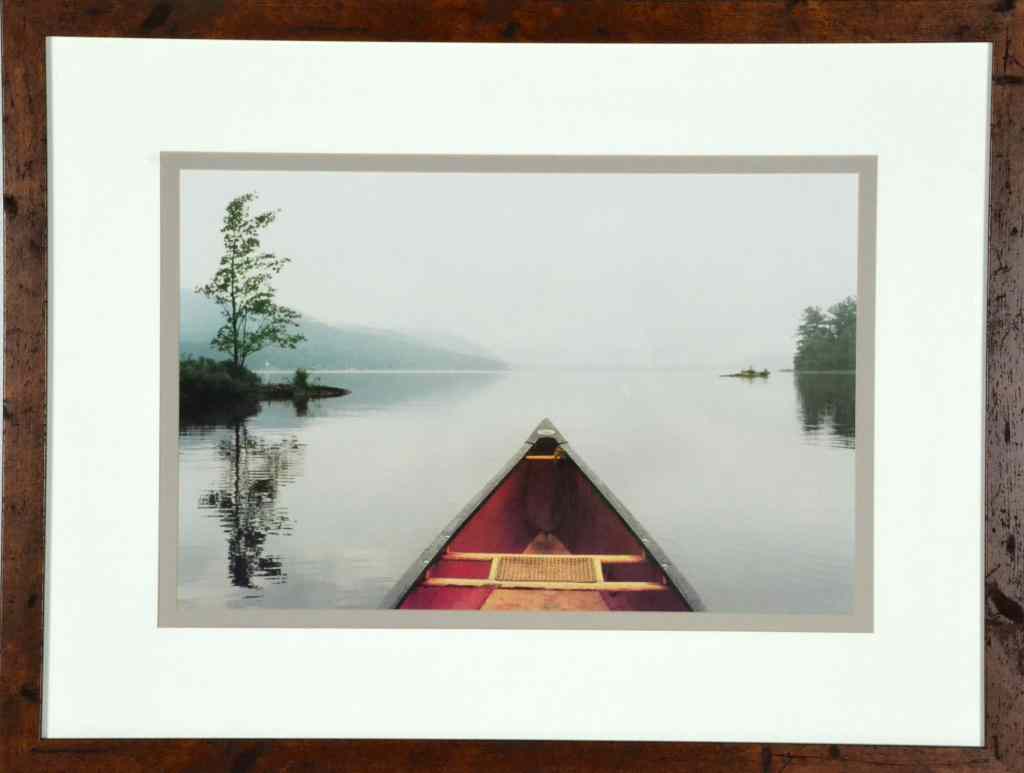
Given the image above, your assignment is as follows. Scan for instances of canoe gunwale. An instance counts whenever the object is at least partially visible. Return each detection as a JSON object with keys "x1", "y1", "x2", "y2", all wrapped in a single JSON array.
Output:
[
  {"x1": 379, "y1": 418, "x2": 707, "y2": 612},
  {"x1": 377, "y1": 439, "x2": 532, "y2": 610},
  {"x1": 558, "y1": 441, "x2": 707, "y2": 612}
]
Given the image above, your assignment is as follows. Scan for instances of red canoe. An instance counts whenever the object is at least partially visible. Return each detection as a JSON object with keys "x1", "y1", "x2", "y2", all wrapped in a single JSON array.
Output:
[{"x1": 383, "y1": 419, "x2": 705, "y2": 612}]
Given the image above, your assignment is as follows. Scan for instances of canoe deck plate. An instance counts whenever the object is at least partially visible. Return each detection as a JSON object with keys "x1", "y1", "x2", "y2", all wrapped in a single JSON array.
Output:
[{"x1": 495, "y1": 555, "x2": 596, "y2": 583}]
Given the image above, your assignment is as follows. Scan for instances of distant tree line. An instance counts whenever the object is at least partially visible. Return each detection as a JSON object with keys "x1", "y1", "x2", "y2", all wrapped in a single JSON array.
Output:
[{"x1": 794, "y1": 296, "x2": 856, "y2": 371}]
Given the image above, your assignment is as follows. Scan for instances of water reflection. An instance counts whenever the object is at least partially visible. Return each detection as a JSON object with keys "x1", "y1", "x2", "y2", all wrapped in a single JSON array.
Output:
[
  {"x1": 794, "y1": 372, "x2": 855, "y2": 447},
  {"x1": 198, "y1": 422, "x2": 305, "y2": 593},
  {"x1": 179, "y1": 370, "x2": 857, "y2": 613},
  {"x1": 257, "y1": 370, "x2": 502, "y2": 413},
  {"x1": 181, "y1": 372, "x2": 501, "y2": 602}
]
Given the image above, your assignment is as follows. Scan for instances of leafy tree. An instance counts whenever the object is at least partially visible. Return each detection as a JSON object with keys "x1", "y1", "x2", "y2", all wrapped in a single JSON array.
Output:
[
  {"x1": 197, "y1": 193, "x2": 305, "y2": 369},
  {"x1": 827, "y1": 296, "x2": 857, "y2": 370},
  {"x1": 793, "y1": 296, "x2": 856, "y2": 371},
  {"x1": 794, "y1": 306, "x2": 831, "y2": 369}
]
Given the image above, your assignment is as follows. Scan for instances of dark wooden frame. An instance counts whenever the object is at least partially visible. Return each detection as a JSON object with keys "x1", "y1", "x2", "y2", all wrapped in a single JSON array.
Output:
[{"x1": 2, "y1": 1, "x2": 1021, "y2": 770}]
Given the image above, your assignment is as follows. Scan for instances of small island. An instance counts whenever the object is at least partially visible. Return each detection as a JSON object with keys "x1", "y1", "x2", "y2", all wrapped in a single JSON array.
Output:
[
  {"x1": 259, "y1": 376, "x2": 350, "y2": 401},
  {"x1": 180, "y1": 358, "x2": 349, "y2": 424},
  {"x1": 180, "y1": 193, "x2": 349, "y2": 425},
  {"x1": 721, "y1": 367, "x2": 770, "y2": 379}
]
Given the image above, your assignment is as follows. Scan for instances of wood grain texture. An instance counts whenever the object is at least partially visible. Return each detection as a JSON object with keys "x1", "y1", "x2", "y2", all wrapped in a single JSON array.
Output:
[{"x1": 3, "y1": 1, "x2": 1022, "y2": 771}]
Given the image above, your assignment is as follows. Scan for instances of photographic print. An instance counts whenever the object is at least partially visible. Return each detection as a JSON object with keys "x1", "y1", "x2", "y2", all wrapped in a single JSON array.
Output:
[
  {"x1": 163, "y1": 155, "x2": 873, "y2": 629},
  {"x1": 35, "y1": 36, "x2": 990, "y2": 748}
]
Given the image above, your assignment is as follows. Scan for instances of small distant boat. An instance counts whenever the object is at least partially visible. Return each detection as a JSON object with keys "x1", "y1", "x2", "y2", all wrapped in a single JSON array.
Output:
[{"x1": 382, "y1": 419, "x2": 705, "y2": 612}]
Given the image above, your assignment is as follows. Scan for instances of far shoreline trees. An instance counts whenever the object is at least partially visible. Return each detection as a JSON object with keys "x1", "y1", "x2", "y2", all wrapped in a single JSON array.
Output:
[{"x1": 794, "y1": 296, "x2": 856, "y2": 372}]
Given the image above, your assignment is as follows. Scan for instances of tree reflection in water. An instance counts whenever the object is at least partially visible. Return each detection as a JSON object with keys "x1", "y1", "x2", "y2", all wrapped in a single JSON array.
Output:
[
  {"x1": 198, "y1": 422, "x2": 304, "y2": 592},
  {"x1": 794, "y1": 372, "x2": 856, "y2": 448}
]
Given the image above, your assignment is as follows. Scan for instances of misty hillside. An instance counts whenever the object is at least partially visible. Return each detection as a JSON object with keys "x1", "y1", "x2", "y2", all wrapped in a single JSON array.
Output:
[{"x1": 179, "y1": 291, "x2": 506, "y2": 371}]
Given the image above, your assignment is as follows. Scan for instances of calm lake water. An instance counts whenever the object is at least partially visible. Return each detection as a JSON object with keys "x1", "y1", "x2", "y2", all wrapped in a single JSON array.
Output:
[{"x1": 177, "y1": 370, "x2": 855, "y2": 614}]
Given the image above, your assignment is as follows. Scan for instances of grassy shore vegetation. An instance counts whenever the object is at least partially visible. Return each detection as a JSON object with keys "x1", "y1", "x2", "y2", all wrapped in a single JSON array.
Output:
[
  {"x1": 794, "y1": 296, "x2": 856, "y2": 372},
  {"x1": 179, "y1": 357, "x2": 262, "y2": 424},
  {"x1": 180, "y1": 357, "x2": 350, "y2": 423}
]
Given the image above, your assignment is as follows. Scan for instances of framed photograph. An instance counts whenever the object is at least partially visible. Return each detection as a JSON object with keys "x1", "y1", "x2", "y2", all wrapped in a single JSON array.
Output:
[
  {"x1": 160, "y1": 153, "x2": 874, "y2": 633},
  {"x1": 3, "y1": 2, "x2": 1019, "y2": 771}
]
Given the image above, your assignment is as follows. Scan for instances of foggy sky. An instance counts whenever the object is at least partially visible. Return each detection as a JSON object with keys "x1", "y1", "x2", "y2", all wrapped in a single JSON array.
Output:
[{"x1": 180, "y1": 169, "x2": 857, "y2": 369}]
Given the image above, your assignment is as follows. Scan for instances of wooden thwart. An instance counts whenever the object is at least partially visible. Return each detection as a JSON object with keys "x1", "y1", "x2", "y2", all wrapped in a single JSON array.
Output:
[
  {"x1": 446, "y1": 550, "x2": 645, "y2": 564},
  {"x1": 423, "y1": 577, "x2": 668, "y2": 592}
]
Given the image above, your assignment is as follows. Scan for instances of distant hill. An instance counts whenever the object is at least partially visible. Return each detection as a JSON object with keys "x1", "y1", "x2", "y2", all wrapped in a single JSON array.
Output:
[{"x1": 179, "y1": 290, "x2": 506, "y2": 371}]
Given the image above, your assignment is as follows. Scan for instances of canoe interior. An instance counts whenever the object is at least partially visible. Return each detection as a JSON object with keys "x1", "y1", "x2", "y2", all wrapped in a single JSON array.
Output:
[{"x1": 398, "y1": 436, "x2": 693, "y2": 612}]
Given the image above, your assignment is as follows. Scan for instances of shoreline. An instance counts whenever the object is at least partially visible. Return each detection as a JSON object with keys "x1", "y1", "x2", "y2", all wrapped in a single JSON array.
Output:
[
  {"x1": 179, "y1": 385, "x2": 350, "y2": 427},
  {"x1": 258, "y1": 383, "x2": 351, "y2": 400},
  {"x1": 720, "y1": 368, "x2": 770, "y2": 379},
  {"x1": 792, "y1": 369, "x2": 855, "y2": 375}
]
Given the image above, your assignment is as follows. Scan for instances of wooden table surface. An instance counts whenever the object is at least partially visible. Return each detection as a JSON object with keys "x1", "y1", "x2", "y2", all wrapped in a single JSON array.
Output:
[{"x1": 3, "y1": 2, "x2": 1022, "y2": 770}]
